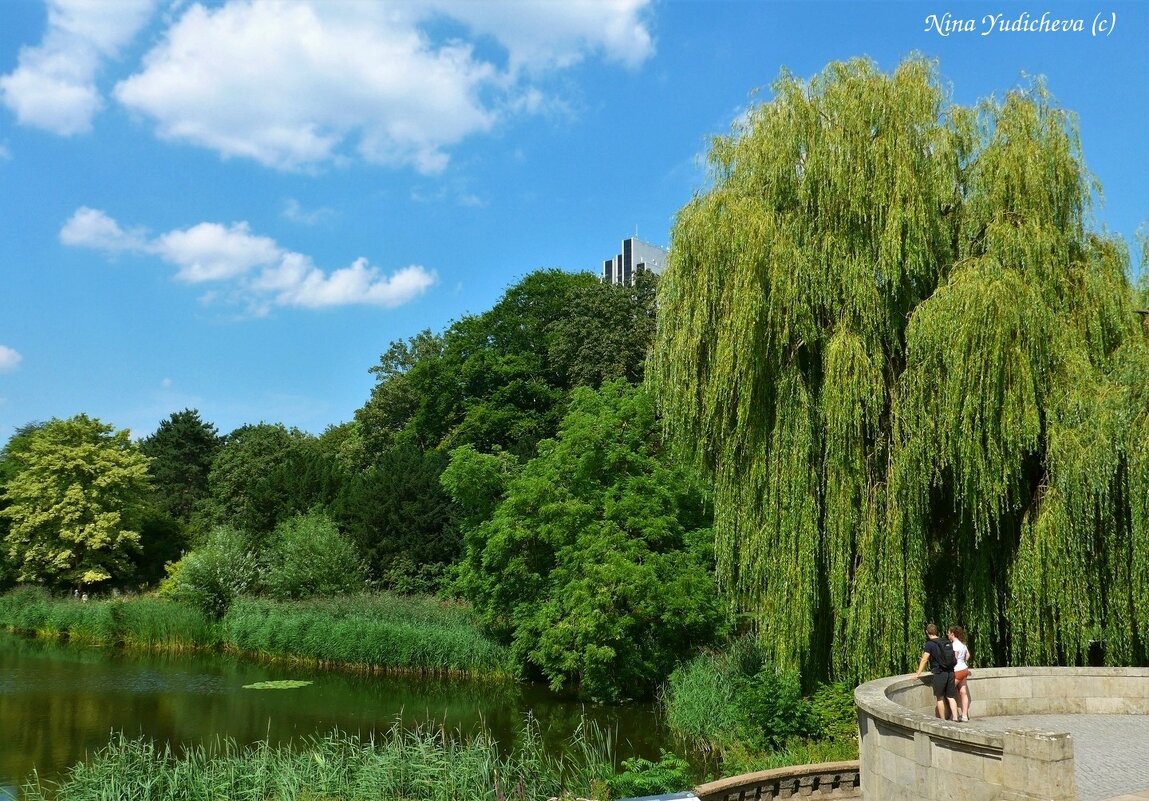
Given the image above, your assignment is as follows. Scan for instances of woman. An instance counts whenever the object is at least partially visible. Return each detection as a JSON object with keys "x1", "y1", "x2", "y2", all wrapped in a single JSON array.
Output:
[{"x1": 948, "y1": 625, "x2": 972, "y2": 721}]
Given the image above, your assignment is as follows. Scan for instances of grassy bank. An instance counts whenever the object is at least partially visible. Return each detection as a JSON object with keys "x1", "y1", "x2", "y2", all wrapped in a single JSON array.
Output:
[
  {"x1": 21, "y1": 725, "x2": 614, "y2": 801},
  {"x1": 223, "y1": 595, "x2": 511, "y2": 675},
  {"x1": 0, "y1": 587, "x2": 510, "y2": 676}
]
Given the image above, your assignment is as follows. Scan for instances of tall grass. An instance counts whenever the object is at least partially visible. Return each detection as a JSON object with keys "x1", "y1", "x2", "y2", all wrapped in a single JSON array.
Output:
[
  {"x1": 0, "y1": 589, "x2": 510, "y2": 676},
  {"x1": 0, "y1": 586, "x2": 217, "y2": 649},
  {"x1": 222, "y1": 595, "x2": 511, "y2": 676},
  {"x1": 22, "y1": 723, "x2": 614, "y2": 801}
]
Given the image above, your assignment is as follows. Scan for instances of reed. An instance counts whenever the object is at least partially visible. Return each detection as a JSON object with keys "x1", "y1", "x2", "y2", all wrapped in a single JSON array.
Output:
[
  {"x1": 22, "y1": 723, "x2": 613, "y2": 801},
  {"x1": 0, "y1": 587, "x2": 217, "y2": 649},
  {"x1": 221, "y1": 595, "x2": 511, "y2": 676},
  {"x1": 0, "y1": 589, "x2": 508, "y2": 676}
]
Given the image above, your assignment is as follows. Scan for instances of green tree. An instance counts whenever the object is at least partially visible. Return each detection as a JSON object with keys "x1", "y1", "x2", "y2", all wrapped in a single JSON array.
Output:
[
  {"x1": 139, "y1": 409, "x2": 221, "y2": 523},
  {"x1": 199, "y1": 423, "x2": 314, "y2": 538},
  {"x1": 162, "y1": 525, "x2": 258, "y2": 618},
  {"x1": 356, "y1": 270, "x2": 600, "y2": 460},
  {"x1": 456, "y1": 381, "x2": 726, "y2": 701},
  {"x1": 650, "y1": 57, "x2": 1149, "y2": 679},
  {"x1": 331, "y1": 444, "x2": 457, "y2": 590},
  {"x1": 0, "y1": 423, "x2": 46, "y2": 590},
  {"x1": 1, "y1": 415, "x2": 152, "y2": 589},
  {"x1": 549, "y1": 269, "x2": 659, "y2": 388}
]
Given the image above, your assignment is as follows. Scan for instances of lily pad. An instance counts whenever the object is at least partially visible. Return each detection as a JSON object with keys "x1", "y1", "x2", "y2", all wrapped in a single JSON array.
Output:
[{"x1": 242, "y1": 680, "x2": 313, "y2": 690}]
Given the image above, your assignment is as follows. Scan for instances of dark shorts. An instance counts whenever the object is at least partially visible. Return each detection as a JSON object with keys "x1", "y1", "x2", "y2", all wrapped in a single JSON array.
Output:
[{"x1": 931, "y1": 670, "x2": 957, "y2": 700}]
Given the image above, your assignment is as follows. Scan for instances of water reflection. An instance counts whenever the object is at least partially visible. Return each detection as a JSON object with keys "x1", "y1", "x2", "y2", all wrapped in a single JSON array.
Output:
[{"x1": 0, "y1": 632, "x2": 667, "y2": 790}]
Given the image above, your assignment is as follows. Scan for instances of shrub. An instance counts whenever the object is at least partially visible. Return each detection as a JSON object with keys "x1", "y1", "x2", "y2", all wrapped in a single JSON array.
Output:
[
  {"x1": 163, "y1": 526, "x2": 259, "y2": 618},
  {"x1": 262, "y1": 511, "x2": 365, "y2": 600}
]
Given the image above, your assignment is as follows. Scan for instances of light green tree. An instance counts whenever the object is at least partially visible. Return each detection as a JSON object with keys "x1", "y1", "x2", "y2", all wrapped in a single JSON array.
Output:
[
  {"x1": 1, "y1": 414, "x2": 152, "y2": 589},
  {"x1": 650, "y1": 57, "x2": 1149, "y2": 679}
]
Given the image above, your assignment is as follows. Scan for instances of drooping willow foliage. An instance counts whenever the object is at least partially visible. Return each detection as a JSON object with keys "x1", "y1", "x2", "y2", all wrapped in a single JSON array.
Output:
[{"x1": 650, "y1": 57, "x2": 1149, "y2": 681}]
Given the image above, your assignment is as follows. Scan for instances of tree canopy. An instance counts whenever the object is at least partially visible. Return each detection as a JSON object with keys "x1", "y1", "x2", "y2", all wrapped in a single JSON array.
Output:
[
  {"x1": 1, "y1": 415, "x2": 152, "y2": 589},
  {"x1": 139, "y1": 409, "x2": 221, "y2": 523},
  {"x1": 650, "y1": 57, "x2": 1149, "y2": 680},
  {"x1": 451, "y1": 381, "x2": 726, "y2": 701}
]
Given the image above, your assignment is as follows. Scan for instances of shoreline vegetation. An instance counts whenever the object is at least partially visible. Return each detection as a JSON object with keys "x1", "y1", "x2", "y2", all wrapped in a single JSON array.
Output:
[
  {"x1": 20, "y1": 726, "x2": 618, "y2": 801},
  {"x1": 0, "y1": 587, "x2": 512, "y2": 678}
]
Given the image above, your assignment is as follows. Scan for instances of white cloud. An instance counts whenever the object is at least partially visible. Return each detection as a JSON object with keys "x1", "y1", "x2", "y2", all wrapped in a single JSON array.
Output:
[
  {"x1": 437, "y1": 0, "x2": 655, "y2": 73},
  {"x1": 1, "y1": 0, "x2": 156, "y2": 135},
  {"x1": 0, "y1": 345, "x2": 22, "y2": 372},
  {"x1": 111, "y1": 0, "x2": 654, "y2": 172},
  {"x1": 154, "y1": 221, "x2": 283, "y2": 282},
  {"x1": 282, "y1": 198, "x2": 335, "y2": 226},
  {"x1": 59, "y1": 207, "x2": 436, "y2": 312},
  {"x1": 59, "y1": 206, "x2": 148, "y2": 251}
]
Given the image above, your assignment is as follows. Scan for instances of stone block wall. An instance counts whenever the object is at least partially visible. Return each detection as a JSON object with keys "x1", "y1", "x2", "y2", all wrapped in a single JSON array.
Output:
[{"x1": 855, "y1": 668, "x2": 1149, "y2": 801}]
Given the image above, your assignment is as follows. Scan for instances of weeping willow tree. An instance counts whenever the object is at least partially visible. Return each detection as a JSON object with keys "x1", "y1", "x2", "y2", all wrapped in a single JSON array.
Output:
[{"x1": 650, "y1": 56, "x2": 1149, "y2": 682}]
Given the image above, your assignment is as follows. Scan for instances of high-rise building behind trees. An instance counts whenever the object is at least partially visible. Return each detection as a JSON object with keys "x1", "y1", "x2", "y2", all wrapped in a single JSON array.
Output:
[{"x1": 602, "y1": 237, "x2": 668, "y2": 285}]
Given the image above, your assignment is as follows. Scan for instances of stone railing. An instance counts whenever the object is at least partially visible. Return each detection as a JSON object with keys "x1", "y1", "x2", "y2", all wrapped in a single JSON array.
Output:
[
  {"x1": 854, "y1": 667, "x2": 1149, "y2": 801},
  {"x1": 694, "y1": 761, "x2": 860, "y2": 801}
]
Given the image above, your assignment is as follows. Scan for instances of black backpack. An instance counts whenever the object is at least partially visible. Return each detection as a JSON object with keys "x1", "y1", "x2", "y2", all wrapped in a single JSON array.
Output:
[{"x1": 934, "y1": 637, "x2": 956, "y2": 670}]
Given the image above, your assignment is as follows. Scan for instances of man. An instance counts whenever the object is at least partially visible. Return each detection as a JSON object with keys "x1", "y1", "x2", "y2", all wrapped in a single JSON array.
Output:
[{"x1": 916, "y1": 622, "x2": 959, "y2": 720}]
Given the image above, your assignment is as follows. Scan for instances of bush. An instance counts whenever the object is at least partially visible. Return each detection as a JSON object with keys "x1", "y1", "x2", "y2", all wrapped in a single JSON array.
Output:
[
  {"x1": 662, "y1": 637, "x2": 858, "y2": 770},
  {"x1": 162, "y1": 526, "x2": 258, "y2": 618},
  {"x1": 262, "y1": 511, "x2": 364, "y2": 600},
  {"x1": 606, "y1": 751, "x2": 693, "y2": 799}
]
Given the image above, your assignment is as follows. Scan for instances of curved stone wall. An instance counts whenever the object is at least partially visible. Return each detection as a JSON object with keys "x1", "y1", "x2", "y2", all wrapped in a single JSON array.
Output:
[
  {"x1": 694, "y1": 760, "x2": 860, "y2": 801},
  {"x1": 855, "y1": 667, "x2": 1149, "y2": 801}
]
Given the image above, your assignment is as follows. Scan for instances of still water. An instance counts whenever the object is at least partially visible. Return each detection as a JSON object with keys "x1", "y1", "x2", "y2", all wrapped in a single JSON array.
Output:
[{"x1": 0, "y1": 631, "x2": 668, "y2": 797}]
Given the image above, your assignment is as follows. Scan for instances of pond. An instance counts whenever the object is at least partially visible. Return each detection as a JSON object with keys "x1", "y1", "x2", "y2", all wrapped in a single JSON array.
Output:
[{"x1": 0, "y1": 631, "x2": 671, "y2": 798}]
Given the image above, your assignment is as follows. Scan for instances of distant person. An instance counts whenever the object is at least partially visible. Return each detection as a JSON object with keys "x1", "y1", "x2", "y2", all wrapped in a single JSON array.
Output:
[
  {"x1": 81, "y1": 592, "x2": 88, "y2": 603},
  {"x1": 916, "y1": 623, "x2": 959, "y2": 720},
  {"x1": 949, "y1": 625, "x2": 972, "y2": 721}
]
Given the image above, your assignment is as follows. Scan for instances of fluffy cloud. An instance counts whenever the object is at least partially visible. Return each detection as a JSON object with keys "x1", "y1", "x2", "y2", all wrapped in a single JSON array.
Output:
[
  {"x1": 59, "y1": 206, "x2": 148, "y2": 251},
  {"x1": 0, "y1": 345, "x2": 22, "y2": 372},
  {"x1": 59, "y1": 207, "x2": 435, "y2": 312},
  {"x1": 0, "y1": 0, "x2": 156, "y2": 135},
  {"x1": 111, "y1": 0, "x2": 654, "y2": 172}
]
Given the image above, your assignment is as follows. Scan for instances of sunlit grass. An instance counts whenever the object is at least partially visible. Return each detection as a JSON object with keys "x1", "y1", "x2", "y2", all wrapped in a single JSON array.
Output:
[{"x1": 22, "y1": 723, "x2": 615, "y2": 801}]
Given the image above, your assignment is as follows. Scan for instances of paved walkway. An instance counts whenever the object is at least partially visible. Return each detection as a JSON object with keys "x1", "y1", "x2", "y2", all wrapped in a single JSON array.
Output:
[{"x1": 975, "y1": 714, "x2": 1149, "y2": 801}]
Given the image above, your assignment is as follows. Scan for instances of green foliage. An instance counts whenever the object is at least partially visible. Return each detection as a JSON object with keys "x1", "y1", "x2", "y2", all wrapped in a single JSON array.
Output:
[
  {"x1": 650, "y1": 56, "x2": 1149, "y2": 679},
  {"x1": 1, "y1": 415, "x2": 152, "y2": 590},
  {"x1": 139, "y1": 409, "x2": 221, "y2": 523},
  {"x1": 439, "y1": 445, "x2": 520, "y2": 532},
  {"x1": 356, "y1": 270, "x2": 602, "y2": 461},
  {"x1": 221, "y1": 594, "x2": 510, "y2": 674},
  {"x1": 198, "y1": 423, "x2": 315, "y2": 538},
  {"x1": 457, "y1": 381, "x2": 726, "y2": 701},
  {"x1": 22, "y1": 724, "x2": 613, "y2": 801},
  {"x1": 606, "y1": 751, "x2": 692, "y2": 799},
  {"x1": 547, "y1": 269, "x2": 659, "y2": 389},
  {"x1": 331, "y1": 444, "x2": 457, "y2": 588},
  {"x1": 163, "y1": 526, "x2": 259, "y2": 618},
  {"x1": 0, "y1": 589, "x2": 218, "y2": 650},
  {"x1": 262, "y1": 510, "x2": 365, "y2": 600},
  {"x1": 662, "y1": 640, "x2": 857, "y2": 773}
]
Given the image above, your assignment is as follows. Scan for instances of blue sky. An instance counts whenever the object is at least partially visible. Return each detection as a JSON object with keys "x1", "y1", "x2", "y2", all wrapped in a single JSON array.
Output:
[{"x1": 1, "y1": 0, "x2": 1145, "y2": 443}]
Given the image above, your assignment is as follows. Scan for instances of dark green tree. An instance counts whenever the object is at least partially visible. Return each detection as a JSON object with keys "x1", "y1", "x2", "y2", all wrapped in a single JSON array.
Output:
[
  {"x1": 332, "y1": 443, "x2": 457, "y2": 590},
  {"x1": 650, "y1": 57, "x2": 1149, "y2": 679},
  {"x1": 455, "y1": 381, "x2": 726, "y2": 701},
  {"x1": 139, "y1": 409, "x2": 222, "y2": 523},
  {"x1": 198, "y1": 423, "x2": 314, "y2": 539}
]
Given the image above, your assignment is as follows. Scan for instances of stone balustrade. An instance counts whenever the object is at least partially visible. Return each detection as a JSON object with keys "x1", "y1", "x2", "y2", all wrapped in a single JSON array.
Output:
[
  {"x1": 854, "y1": 667, "x2": 1149, "y2": 801},
  {"x1": 693, "y1": 760, "x2": 860, "y2": 801}
]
